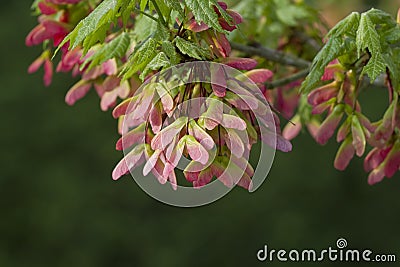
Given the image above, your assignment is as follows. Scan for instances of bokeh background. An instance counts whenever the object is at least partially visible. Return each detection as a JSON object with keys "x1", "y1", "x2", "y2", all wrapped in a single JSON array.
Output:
[{"x1": 1, "y1": 1, "x2": 400, "y2": 266}]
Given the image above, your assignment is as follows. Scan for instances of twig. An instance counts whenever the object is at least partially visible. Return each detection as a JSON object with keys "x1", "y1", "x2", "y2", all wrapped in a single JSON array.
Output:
[
  {"x1": 150, "y1": 0, "x2": 167, "y2": 27},
  {"x1": 135, "y1": 9, "x2": 159, "y2": 23},
  {"x1": 265, "y1": 69, "x2": 310, "y2": 90},
  {"x1": 231, "y1": 42, "x2": 311, "y2": 68}
]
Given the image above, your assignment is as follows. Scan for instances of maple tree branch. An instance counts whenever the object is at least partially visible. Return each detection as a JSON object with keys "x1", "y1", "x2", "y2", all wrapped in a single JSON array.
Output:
[
  {"x1": 265, "y1": 69, "x2": 310, "y2": 89},
  {"x1": 231, "y1": 42, "x2": 311, "y2": 68}
]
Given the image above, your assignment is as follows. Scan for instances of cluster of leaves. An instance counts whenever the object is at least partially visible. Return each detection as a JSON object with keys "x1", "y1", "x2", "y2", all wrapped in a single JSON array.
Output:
[{"x1": 26, "y1": 0, "x2": 400, "y2": 187}]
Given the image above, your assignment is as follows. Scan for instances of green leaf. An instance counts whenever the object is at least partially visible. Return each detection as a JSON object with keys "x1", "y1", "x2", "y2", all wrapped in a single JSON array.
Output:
[
  {"x1": 147, "y1": 52, "x2": 171, "y2": 69},
  {"x1": 174, "y1": 36, "x2": 210, "y2": 60},
  {"x1": 154, "y1": 22, "x2": 170, "y2": 41},
  {"x1": 139, "y1": 52, "x2": 171, "y2": 80},
  {"x1": 356, "y1": 13, "x2": 381, "y2": 58},
  {"x1": 300, "y1": 38, "x2": 345, "y2": 93},
  {"x1": 133, "y1": 14, "x2": 158, "y2": 42},
  {"x1": 327, "y1": 12, "x2": 360, "y2": 38},
  {"x1": 67, "y1": 0, "x2": 118, "y2": 49},
  {"x1": 365, "y1": 8, "x2": 396, "y2": 28},
  {"x1": 361, "y1": 53, "x2": 386, "y2": 82},
  {"x1": 162, "y1": 41, "x2": 180, "y2": 64},
  {"x1": 56, "y1": 0, "x2": 133, "y2": 56},
  {"x1": 337, "y1": 37, "x2": 358, "y2": 66},
  {"x1": 184, "y1": 0, "x2": 224, "y2": 32},
  {"x1": 81, "y1": 24, "x2": 109, "y2": 54},
  {"x1": 122, "y1": 37, "x2": 158, "y2": 80},
  {"x1": 83, "y1": 32, "x2": 131, "y2": 70},
  {"x1": 164, "y1": 0, "x2": 185, "y2": 17},
  {"x1": 383, "y1": 26, "x2": 400, "y2": 44}
]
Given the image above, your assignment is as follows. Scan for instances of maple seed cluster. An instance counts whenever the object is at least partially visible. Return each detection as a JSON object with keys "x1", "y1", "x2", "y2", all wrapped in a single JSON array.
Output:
[
  {"x1": 26, "y1": 0, "x2": 291, "y2": 190},
  {"x1": 26, "y1": 0, "x2": 400, "y2": 186}
]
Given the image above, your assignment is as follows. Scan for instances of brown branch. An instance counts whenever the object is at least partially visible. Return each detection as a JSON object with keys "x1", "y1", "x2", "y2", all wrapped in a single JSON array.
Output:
[
  {"x1": 231, "y1": 42, "x2": 311, "y2": 68},
  {"x1": 265, "y1": 69, "x2": 310, "y2": 90}
]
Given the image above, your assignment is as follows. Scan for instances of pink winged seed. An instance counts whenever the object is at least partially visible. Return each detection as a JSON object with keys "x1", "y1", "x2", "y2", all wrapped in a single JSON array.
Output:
[
  {"x1": 149, "y1": 103, "x2": 163, "y2": 134},
  {"x1": 219, "y1": 57, "x2": 257, "y2": 70},
  {"x1": 185, "y1": 136, "x2": 209, "y2": 165},
  {"x1": 245, "y1": 69, "x2": 273, "y2": 83},
  {"x1": 112, "y1": 146, "x2": 145, "y2": 180},
  {"x1": 334, "y1": 137, "x2": 355, "y2": 171},
  {"x1": 211, "y1": 64, "x2": 227, "y2": 97},
  {"x1": 221, "y1": 114, "x2": 246, "y2": 131},
  {"x1": 351, "y1": 116, "x2": 366, "y2": 157},
  {"x1": 115, "y1": 123, "x2": 145, "y2": 151},
  {"x1": 189, "y1": 121, "x2": 215, "y2": 150},
  {"x1": 143, "y1": 149, "x2": 162, "y2": 176},
  {"x1": 225, "y1": 128, "x2": 245, "y2": 158},
  {"x1": 383, "y1": 143, "x2": 400, "y2": 178},
  {"x1": 282, "y1": 120, "x2": 302, "y2": 141},
  {"x1": 315, "y1": 105, "x2": 344, "y2": 145},
  {"x1": 65, "y1": 80, "x2": 92, "y2": 105},
  {"x1": 364, "y1": 147, "x2": 390, "y2": 173},
  {"x1": 151, "y1": 117, "x2": 188, "y2": 150}
]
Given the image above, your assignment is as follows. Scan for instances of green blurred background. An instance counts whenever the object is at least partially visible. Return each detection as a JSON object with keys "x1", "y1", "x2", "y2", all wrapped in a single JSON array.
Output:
[{"x1": 1, "y1": 1, "x2": 400, "y2": 266}]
